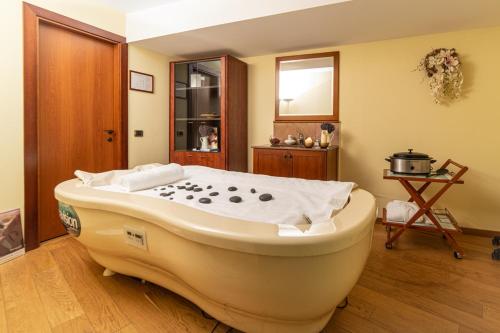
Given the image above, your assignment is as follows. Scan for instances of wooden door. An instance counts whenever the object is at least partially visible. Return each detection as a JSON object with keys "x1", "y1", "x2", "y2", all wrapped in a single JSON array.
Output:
[
  {"x1": 290, "y1": 150, "x2": 327, "y2": 180},
  {"x1": 253, "y1": 149, "x2": 291, "y2": 177},
  {"x1": 24, "y1": 4, "x2": 127, "y2": 248}
]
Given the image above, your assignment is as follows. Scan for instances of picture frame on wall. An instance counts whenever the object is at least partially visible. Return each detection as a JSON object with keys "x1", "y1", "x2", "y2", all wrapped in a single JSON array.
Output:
[
  {"x1": 130, "y1": 70, "x2": 154, "y2": 93},
  {"x1": 0, "y1": 208, "x2": 25, "y2": 264}
]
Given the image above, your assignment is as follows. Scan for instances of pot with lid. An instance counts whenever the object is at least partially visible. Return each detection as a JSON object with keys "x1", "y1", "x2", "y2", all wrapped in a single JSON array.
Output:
[{"x1": 385, "y1": 149, "x2": 436, "y2": 175}]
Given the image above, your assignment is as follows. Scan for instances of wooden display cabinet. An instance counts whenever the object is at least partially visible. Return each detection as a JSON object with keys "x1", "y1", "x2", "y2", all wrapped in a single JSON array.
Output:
[
  {"x1": 253, "y1": 146, "x2": 338, "y2": 180},
  {"x1": 169, "y1": 55, "x2": 248, "y2": 171}
]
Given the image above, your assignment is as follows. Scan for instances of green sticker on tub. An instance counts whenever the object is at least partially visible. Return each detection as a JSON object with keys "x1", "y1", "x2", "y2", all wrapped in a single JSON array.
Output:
[{"x1": 58, "y1": 202, "x2": 81, "y2": 237}]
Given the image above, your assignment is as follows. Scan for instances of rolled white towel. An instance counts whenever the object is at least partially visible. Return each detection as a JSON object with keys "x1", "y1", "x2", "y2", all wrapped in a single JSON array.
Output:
[
  {"x1": 75, "y1": 163, "x2": 163, "y2": 187},
  {"x1": 116, "y1": 163, "x2": 184, "y2": 192},
  {"x1": 386, "y1": 200, "x2": 424, "y2": 223}
]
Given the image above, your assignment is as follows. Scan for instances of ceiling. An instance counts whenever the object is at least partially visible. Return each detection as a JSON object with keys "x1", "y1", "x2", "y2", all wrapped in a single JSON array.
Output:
[
  {"x1": 100, "y1": 0, "x2": 180, "y2": 13},
  {"x1": 115, "y1": 0, "x2": 500, "y2": 58}
]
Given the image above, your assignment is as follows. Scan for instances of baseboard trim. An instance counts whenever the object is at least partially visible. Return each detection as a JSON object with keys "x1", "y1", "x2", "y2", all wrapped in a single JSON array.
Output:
[
  {"x1": 374, "y1": 218, "x2": 498, "y2": 238},
  {"x1": 461, "y1": 227, "x2": 499, "y2": 238}
]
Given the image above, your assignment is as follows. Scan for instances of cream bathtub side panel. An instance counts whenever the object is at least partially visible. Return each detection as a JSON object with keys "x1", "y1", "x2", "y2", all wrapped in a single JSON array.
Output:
[
  {"x1": 72, "y1": 206, "x2": 372, "y2": 332},
  {"x1": 242, "y1": 26, "x2": 500, "y2": 231},
  {"x1": 128, "y1": 45, "x2": 171, "y2": 167},
  {"x1": 0, "y1": 0, "x2": 124, "y2": 222}
]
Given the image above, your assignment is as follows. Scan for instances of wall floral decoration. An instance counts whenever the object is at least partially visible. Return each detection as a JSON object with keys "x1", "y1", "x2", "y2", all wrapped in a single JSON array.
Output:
[{"x1": 418, "y1": 48, "x2": 463, "y2": 104}]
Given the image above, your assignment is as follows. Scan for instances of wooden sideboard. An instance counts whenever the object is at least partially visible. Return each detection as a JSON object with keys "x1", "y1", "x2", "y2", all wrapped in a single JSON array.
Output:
[{"x1": 252, "y1": 146, "x2": 338, "y2": 181}]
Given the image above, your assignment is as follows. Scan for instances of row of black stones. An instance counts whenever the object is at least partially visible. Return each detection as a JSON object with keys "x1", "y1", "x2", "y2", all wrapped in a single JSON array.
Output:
[{"x1": 158, "y1": 182, "x2": 273, "y2": 204}]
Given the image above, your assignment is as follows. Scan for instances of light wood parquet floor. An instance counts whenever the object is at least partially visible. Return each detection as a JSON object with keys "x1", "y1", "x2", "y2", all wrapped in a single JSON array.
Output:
[{"x1": 0, "y1": 224, "x2": 499, "y2": 333}]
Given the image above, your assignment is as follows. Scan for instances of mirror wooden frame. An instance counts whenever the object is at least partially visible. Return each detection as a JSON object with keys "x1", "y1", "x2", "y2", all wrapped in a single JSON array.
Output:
[{"x1": 275, "y1": 51, "x2": 339, "y2": 122}]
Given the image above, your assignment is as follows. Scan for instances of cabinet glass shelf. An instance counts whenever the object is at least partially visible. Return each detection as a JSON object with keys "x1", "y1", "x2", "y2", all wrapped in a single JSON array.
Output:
[{"x1": 173, "y1": 59, "x2": 221, "y2": 152}]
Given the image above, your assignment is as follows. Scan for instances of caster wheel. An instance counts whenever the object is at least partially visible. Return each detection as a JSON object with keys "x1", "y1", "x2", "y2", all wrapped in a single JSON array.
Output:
[
  {"x1": 385, "y1": 243, "x2": 393, "y2": 250},
  {"x1": 492, "y1": 248, "x2": 500, "y2": 260},
  {"x1": 336, "y1": 297, "x2": 348, "y2": 309},
  {"x1": 453, "y1": 251, "x2": 463, "y2": 259},
  {"x1": 492, "y1": 236, "x2": 500, "y2": 246}
]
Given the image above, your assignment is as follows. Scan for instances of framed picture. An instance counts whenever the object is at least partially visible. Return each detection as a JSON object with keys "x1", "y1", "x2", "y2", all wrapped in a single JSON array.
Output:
[
  {"x1": 0, "y1": 208, "x2": 25, "y2": 264},
  {"x1": 130, "y1": 70, "x2": 154, "y2": 93},
  {"x1": 175, "y1": 81, "x2": 187, "y2": 99}
]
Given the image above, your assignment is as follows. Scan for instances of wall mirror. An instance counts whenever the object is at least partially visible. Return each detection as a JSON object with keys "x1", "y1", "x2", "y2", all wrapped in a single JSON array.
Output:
[{"x1": 275, "y1": 52, "x2": 339, "y2": 121}]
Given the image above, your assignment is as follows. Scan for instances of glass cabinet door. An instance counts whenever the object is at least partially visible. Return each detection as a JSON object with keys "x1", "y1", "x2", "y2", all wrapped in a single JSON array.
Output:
[{"x1": 174, "y1": 59, "x2": 221, "y2": 153}]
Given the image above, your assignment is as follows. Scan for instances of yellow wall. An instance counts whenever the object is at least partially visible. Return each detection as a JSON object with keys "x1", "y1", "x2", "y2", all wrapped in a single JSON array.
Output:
[
  {"x1": 128, "y1": 45, "x2": 171, "y2": 167},
  {"x1": 243, "y1": 26, "x2": 500, "y2": 231},
  {"x1": 0, "y1": 1, "x2": 169, "y2": 223}
]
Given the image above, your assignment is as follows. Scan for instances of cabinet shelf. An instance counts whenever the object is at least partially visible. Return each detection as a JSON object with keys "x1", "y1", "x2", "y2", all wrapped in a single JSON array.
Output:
[
  {"x1": 175, "y1": 118, "x2": 221, "y2": 121},
  {"x1": 170, "y1": 55, "x2": 248, "y2": 171},
  {"x1": 175, "y1": 85, "x2": 220, "y2": 91}
]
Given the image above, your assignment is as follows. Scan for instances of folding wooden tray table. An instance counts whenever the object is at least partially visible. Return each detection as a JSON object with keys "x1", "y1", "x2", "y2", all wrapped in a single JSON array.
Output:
[{"x1": 382, "y1": 159, "x2": 468, "y2": 259}]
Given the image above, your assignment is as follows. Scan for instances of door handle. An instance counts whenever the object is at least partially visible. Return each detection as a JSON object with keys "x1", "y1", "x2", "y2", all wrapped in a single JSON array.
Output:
[
  {"x1": 107, "y1": 137, "x2": 113, "y2": 142},
  {"x1": 104, "y1": 130, "x2": 115, "y2": 135}
]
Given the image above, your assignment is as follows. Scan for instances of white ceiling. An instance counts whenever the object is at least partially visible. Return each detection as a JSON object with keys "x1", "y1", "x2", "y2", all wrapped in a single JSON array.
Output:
[
  {"x1": 107, "y1": 0, "x2": 500, "y2": 58},
  {"x1": 131, "y1": 0, "x2": 500, "y2": 57},
  {"x1": 100, "y1": 0, "x2": 180, "y2": 13}
]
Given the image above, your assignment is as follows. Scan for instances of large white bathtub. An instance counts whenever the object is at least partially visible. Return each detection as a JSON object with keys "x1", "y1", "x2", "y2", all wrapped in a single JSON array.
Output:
[{"x1": 55, "y1": 175, "x2": 376, "y2": 333}]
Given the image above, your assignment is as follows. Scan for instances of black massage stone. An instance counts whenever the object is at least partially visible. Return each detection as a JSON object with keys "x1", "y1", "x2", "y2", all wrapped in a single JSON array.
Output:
[
  {"x1": 169, "y1": 198, "x2": 173, "y2": 200},
  {"x1": 229, "y1": 196, "x2": 242, "y2": 203},
  {"x1": 209, "y1": 192, "x2": 219, "y2": 196},
  {"x1": 186, "y1": 182, "x2": 191, "y2": 185},
  {"x1": 168, "y1": 185, "x2": 174, "y2": 188},
  {"x1": 250, "y1": 188, "x2": 256, "y2": 194},
  {"x1": 160, "y1": 193, "x2": 169, "y2": 197},
  {"x1": 193, "y1": 188, "x2": 203, "y2": 192},
  {"x1": 186, "y1": 186, "x2": 195, "y2": 191},
  {"x1": 259, "y1": 193, "x2": 273, "y2": 202},
  {"x1": 177, "y1": 185, "x2": 186, "y2": 190},
  {"x1": 207, "y1": 185, "x2": 213, "y2": 189},
  {"x1": 186, "y1": 195, "x2": 194, "y2": 200},
  {"x1": 228, "y1": 186, "x2": 237, "y2": 192},
  {"x1": 160, "y1": 187, "x2": 166, "y2": 191},
  {"x1": 199, "y1": 198, "x2": 212, "y2": 204}
]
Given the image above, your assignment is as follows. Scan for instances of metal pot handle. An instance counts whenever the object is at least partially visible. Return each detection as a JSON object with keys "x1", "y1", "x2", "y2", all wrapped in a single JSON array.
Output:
[
  {"x1": 385, "y1": 158, "x2": 391, "y2": 162},
  {"x1": 431, "y1": 159, "x2": 437, "y2": 163}
]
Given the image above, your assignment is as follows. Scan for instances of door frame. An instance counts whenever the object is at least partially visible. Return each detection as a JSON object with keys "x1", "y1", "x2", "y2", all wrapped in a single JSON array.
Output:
[{"x1": 23, "y1": 3, "x2": 128, "y2": 250}]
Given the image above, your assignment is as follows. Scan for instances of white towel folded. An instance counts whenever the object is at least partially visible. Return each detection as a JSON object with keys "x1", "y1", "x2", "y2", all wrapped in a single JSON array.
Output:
[
  {"x1": 75, "y1": 163, "x2": 162, "y2": 187},
  {"x1": 116, "y1": 163, "x2": 184, "y2": 191},
  {"x1": 386, "y1": 200, "x2": 425, "y2": 223}
]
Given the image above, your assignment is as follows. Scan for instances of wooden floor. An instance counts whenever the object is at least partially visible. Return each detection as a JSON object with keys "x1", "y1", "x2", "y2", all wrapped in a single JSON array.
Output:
[{"x1": 0, "y1": 224, "x2": 498, "y2": 333}]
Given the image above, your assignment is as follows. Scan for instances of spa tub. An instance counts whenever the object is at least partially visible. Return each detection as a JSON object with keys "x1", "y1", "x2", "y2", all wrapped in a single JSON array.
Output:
[{"x1": 55, "y1": 177, "x2": 376, "y2": 333}]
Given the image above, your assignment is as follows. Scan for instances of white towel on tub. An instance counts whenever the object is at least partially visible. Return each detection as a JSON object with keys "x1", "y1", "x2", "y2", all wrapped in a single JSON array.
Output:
[
  {"x1": 91, "y1": 165, "x2": 355, "y2": 226},
  {"x1": 116, "y1": 164, "x2": 184, "y2": 192},
  {"x1": 75, "y1": 163, "x2": 162, "y2": 187}
]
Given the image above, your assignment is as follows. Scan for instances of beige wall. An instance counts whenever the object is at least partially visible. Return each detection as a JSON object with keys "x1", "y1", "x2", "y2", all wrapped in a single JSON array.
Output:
[
  {"x1": 243, "y1": 26, "x2": 500, "y2": 231},
  {"x1": 128, "y1": 45, "x2": 170, "y2": 167},
  {"x1": 0, "y1": 1, "x2": 169, "y2": 224}
]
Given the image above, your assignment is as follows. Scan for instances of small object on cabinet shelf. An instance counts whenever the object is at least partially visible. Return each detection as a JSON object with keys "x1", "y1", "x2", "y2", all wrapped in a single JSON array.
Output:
[
  {"x1": 297, "y1": 131, "x2": 305, "y2": 145},
  {"x1": 284, "y1": 134, "x2": 297, "y2": 145},
  {"x1": 313, "y1": 139, "x2": 321, "y2": 149},
  {"x1": 269, "y1": 136, "x2": 280, "y2": 146},
  {"x1": 320, "y1": 122, "x2": 336, "y2": 148},
  {"x1": 304, "y1": 137, "x2": 314, "y2": 148}
]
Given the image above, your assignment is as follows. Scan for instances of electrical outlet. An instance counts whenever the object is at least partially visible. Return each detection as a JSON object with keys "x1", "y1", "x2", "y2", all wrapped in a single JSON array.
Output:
[
  {"x1": 134, "y1": 130, "x2": 144, "y2": 137},
  {"x1": 123, "y1": 226, "x2": 148, "y2": 250}
]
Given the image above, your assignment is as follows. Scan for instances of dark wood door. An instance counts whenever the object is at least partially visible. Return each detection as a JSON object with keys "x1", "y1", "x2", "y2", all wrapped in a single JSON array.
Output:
[
  {"x1": 37, "y1": 22, "x2": 123, "y2": 242},
  {"x1": 253, "y1": 149, "x2": 291, "y2": 177},
  {"x1": 290, "y1": 150, "x2": 327, "y2": 180}
]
